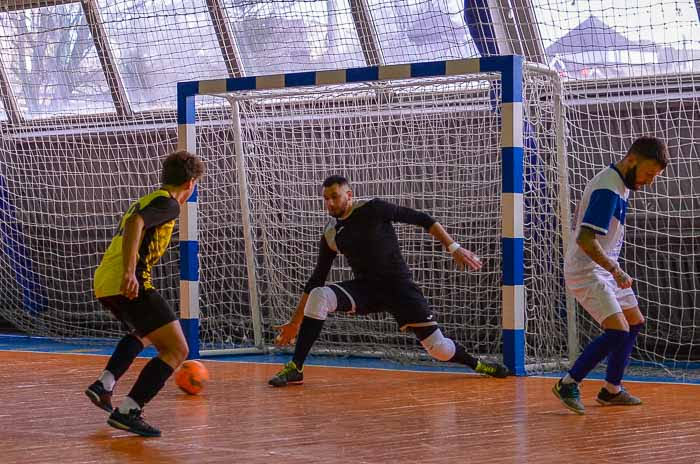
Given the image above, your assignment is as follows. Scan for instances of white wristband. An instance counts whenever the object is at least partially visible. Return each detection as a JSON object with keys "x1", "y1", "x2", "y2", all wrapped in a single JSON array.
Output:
[{"x1": 447, "y1": 242, "x2": 461, "y2": 253}]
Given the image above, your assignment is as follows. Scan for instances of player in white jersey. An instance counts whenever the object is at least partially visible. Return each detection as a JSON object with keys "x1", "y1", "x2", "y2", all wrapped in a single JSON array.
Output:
[{"x1": 553, "y1": 136, "x2": 668, "y2": 414}]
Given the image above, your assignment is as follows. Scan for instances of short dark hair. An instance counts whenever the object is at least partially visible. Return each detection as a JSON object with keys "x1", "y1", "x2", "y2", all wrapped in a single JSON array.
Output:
[
  {"x1": 627, "y1": 136, "x2": 669, "y2": 169},
  {"x1": 162, "y1": 150, "x2": 205, "y2": 186},
  {"x1": 322, "y1": 175, "x2": 349, "y2": 189}
]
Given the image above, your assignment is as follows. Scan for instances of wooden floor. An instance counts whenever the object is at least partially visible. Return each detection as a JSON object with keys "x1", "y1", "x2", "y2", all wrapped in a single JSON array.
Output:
[{"x1": 3, "y1": 351, "x2": 700, "y2": 464}]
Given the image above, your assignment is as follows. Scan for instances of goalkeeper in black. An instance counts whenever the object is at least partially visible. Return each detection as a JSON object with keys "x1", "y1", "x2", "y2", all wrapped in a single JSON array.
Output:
[{"x1": 269, "y1": 175, "x2": 509, "y2": 387}]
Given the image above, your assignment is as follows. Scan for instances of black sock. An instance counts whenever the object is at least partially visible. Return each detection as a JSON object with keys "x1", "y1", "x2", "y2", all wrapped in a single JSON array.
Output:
[
  {"x1": 292, "y1": 317, "x2": 325, "y2": 369},
  {"x1": 127, "y1": 357, "x2": 174, "y2": 408},
  {"x1": 105, "y1": 333, "x2": 144, "y2": 381},
  {"x1": 449, "y1": 342, "x2": 479, "y2": 370}
]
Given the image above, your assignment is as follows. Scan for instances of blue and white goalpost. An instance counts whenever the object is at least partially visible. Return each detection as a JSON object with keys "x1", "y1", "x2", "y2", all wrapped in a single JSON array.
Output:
[{"x1": 176, "y1": 55, "x2": 571, "y2": 375}]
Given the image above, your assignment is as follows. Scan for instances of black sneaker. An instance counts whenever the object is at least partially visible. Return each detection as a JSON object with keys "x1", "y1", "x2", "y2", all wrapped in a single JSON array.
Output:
[
  {"x1": 268, "y1": 361, "x2": 304, "y2": 387},
  {"x1": 596, "y1": 387, "x2": 642, "y2": 406},
  {"x1": 552, "y1": 379, "x2": 585, "y2": 415},
  {"x1": 85, "y1": 381, "x2": 113, "y2": 413},
  {"x1": 474, "y1": 360, "x2": 510, "y2": 378},
  {"x1": 107, "y1": 408, "x2": 161, "y2": 437}
]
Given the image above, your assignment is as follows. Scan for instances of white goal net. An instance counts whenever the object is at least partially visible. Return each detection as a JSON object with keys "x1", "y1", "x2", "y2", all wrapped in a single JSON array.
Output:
[{"x1": 193, "y1": 65, "x2": 569, "y2": 370}]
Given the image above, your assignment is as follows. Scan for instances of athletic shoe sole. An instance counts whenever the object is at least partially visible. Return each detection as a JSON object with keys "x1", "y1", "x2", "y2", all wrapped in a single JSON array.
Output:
[
  {"x1": 552, "y1": 385, "x2": 585, "y2": 415},
  {"x1": 107, "y1": 417, "x2": 161, "y2": 437},
  {"x1": 85, "y1": 388, "x2": 113, "y2": 413},
  {"x1": 269, "y1": 379, "x2": 304, "y2": 387},
  {"x1": 595, "y1": 397, "x2": 643, "y2": 406}
]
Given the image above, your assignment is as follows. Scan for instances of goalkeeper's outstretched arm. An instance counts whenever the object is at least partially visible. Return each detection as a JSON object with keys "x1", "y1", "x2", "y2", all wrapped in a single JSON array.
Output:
[
  {"x1": 375, "y1": 198, "x2": 483, "y2": 271},
  {"x1": 274, "y1": 236, "x2": 337, "y2": 345},
  {"x1": 427, "y1": 222, "x2": 483, "y2": 271}
]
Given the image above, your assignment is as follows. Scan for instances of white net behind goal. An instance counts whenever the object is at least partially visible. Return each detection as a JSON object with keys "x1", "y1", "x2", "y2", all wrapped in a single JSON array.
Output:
[
  {"x1": 0, "y1": 129, "x2": 181, "y2": 340},
  {"x1": 195, "y1": 67, "x2": 569, "y2": 368}
]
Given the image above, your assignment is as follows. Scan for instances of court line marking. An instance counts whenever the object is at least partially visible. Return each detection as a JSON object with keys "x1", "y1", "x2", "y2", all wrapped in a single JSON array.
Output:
[{"x1": 2, "y1": 348, "x2": 699, "y2": 386}]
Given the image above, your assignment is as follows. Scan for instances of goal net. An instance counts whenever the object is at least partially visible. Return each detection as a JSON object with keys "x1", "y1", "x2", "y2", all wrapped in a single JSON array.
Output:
[
  {"x1": 0, "y1": 128, "x2": 180, "y2": 340},
  {"x1": 191, "y1": 62, "x2": 570, "y2": 371}
]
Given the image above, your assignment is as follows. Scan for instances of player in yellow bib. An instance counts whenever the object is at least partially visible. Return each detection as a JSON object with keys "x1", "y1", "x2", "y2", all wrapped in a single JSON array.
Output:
[
  {"x1": 85, "y1": 150, "x2": 204, "y2": 437},
  {"x1": 94, "y1": 188, "x2": 178, "y2": 298}
]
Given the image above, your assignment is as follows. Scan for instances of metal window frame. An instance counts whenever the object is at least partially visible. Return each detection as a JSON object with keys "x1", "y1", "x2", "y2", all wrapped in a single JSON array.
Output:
[
  {"x1": 0, "y1": 0, "x2": 76, "y2": 12},
  {"x1": 80, "y1": 0, "x2": 132, "y2": 117},
  {"x1": 206, "y1": 0, "x2": 244, "y2": 77},
  {"x1": 486, "y1": 0, "x2": 545, "y2": 63},
  {"x1": 1, "y1": 0, "x2": 698, "y2": 130},
  {"x1": 349, "y1": 0, "x2": 383, "y2": 66},
  {"x1": 0, "y1": 52, "x2": 22, "y2": 125}
]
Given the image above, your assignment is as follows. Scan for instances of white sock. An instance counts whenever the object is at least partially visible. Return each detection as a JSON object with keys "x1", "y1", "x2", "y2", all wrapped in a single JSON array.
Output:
[
  {"x1": 98, "y1": 370, "x2": 115, "y2": 392},
  {"x1": 561, "y1": 373, "x2": 576, "y2": 384},
  {"x1": 118, "y1": 396, "x2": 141, "y2": 414},
  {"x1": 604, "y1": 382, "x2": 621, "y2": 394}
]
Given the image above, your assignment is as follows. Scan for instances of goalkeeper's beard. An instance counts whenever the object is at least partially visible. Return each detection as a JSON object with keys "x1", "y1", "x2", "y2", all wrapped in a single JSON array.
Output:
[{"x1": 329, "y1": 199, "x2": 351, "y2": 218}]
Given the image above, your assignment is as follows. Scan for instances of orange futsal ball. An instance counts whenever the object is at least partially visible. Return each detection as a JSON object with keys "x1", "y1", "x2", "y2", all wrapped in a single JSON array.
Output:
[{"x1": 175, "y1": 360, "x2": 210, "y2": 395}]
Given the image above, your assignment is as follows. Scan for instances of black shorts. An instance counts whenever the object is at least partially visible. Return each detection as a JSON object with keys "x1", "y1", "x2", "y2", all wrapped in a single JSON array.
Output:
[
  {"x1": 99, "y1": 290, "x2": 176, "y2": 338},
  {"x1": 328, "y1": 279, "x2": 436, "y2": 331}
]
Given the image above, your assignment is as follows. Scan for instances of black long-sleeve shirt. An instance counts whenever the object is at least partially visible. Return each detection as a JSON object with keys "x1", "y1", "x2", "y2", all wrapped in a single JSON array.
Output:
[{"x1": 303, "y1": 198, "x2": 437, "y2": 293}]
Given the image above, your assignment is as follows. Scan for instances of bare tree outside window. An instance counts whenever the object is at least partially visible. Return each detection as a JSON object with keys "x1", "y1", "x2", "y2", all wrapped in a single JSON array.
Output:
[
  {"x1": 97, "y1": 0, "x2": 229, "y2": 111},
  {"x1": 0, "y1": 3, "x2": 114, "y2": 118}
]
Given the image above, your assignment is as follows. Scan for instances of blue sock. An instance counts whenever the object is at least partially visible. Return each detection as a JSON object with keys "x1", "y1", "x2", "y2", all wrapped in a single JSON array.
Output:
[
  {"x1": 605, "y1": 323, "x2": 643, "y2": 386},
  {"x1": 568, "y1": 329, "x2": 628, "y2": 382}
]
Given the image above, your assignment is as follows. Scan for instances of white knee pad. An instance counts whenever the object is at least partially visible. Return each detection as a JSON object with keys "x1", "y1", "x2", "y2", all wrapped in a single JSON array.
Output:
[
  {"x1": 303, "y1": 286, "x2": 338, "y2": 321},
  {"x1": 420, "y1": 329, "x2": 456, "y2": 362}
]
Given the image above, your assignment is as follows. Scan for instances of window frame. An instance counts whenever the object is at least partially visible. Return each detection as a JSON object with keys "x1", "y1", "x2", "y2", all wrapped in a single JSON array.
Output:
[{"x1": 0, "y1": 0, "x2": 698, "y2": 130}]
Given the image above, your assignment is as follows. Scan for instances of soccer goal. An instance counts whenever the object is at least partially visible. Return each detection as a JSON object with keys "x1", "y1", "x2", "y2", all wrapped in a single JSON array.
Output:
[{"x1": 176, "y1": 56, "x2": 572, "y2": 375}]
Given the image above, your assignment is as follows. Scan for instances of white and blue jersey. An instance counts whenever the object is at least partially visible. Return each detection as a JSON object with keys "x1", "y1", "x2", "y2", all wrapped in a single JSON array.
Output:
[{"x1": 564, "y1": 164, "x2": 629, "y2": 279}]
